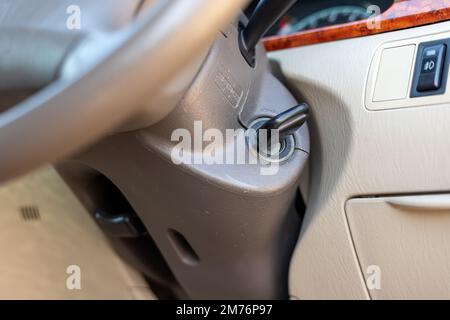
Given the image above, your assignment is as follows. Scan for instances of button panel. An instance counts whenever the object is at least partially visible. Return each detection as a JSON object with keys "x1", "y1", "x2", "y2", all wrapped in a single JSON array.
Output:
[
  {"x1": 417, "y1": 44, "x2": 446, "y2": 92},
  {"x1": 411, "y1": 40, "x2": 449, "y2": 97}
]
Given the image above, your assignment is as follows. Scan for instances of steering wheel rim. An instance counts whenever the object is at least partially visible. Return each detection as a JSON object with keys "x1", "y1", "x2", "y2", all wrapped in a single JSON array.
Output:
[{"x1": 0, "y1": 0, "x2": 247, "y2": 183}]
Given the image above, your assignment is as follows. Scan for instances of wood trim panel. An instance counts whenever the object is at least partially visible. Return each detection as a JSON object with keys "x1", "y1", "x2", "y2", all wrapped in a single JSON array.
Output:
[{"x1": 263, "y1": 0, "x2": 450, "y2": 51}]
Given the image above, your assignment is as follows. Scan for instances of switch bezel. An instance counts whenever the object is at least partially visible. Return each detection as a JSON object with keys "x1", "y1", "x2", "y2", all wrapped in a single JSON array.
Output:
[{"x1": 411, "y1": 39, "x2": 449, "y2": 98}]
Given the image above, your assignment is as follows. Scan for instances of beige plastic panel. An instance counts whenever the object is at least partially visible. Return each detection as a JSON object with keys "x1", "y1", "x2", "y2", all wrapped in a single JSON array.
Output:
[
  {"x1": 346, "y1": 195, "x2": 450, "y2": 300},
  {"x1": 373, "y1": 45, "x2": 415, "y2": 102},
  {"x1": 367, "y1": 31, "x2": 450, "y2": 111},
  {"x1": 269, "y1": 21, "x2": 450, "y2": 299}
]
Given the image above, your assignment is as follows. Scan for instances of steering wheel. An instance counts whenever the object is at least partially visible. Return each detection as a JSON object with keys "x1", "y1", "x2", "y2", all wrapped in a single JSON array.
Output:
[{"x1": 0, "y1": 0, "x2": 247, "y2": 183}]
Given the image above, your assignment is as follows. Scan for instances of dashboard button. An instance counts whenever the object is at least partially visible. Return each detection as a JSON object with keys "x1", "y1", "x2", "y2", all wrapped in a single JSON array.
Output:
[{"x1": 417, "y1": 44, "x2": 446, "y2": 92}]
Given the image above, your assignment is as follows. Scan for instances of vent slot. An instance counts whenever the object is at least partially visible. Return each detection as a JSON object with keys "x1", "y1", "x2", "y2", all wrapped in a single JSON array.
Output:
[
  {"x1": 167, "y1": 229, "x2": 200, "y2": 266},
  {"x1": 20, "y1": 206, "x2": 40, "y2": 221}
]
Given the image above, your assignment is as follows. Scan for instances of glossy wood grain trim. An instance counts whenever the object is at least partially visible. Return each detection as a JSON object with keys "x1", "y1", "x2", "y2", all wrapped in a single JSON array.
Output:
[{"x1": 263, "y1": 0, "x2": 450, "y2": 51}]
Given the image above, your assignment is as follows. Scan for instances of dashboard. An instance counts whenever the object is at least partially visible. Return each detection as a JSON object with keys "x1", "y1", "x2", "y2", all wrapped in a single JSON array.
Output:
[
  {"x1": 263, "y1": 0, "x2": 394, "y2": 36},
  {"x1": 262, "y1": 0, "x2": 450, "y2": 51}
]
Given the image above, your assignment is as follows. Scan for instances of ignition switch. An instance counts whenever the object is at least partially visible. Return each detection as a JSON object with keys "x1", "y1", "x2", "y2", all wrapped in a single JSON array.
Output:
[{"x1": 247, "y1": 103, "x2": 310, "y2": 162}]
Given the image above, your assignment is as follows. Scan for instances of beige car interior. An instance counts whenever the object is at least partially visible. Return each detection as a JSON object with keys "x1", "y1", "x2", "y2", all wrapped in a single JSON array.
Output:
[
  {"x1": 272, "y1": 21, "x2": 450, "y2": 299},
  {"x1": 0, "y1": 167, "x2": 155, "y2": 299},
  {"x1": 0, "y1": 0, "x2": 247, "y2": 300},
  {"x1": 2, "y1": 0, "x2": 450, "y2": 300}
]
